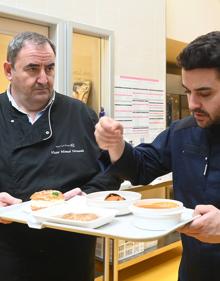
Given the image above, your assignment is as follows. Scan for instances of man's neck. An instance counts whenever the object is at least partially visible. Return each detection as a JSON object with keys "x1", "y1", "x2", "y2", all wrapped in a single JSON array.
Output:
[{"x1": 7, "y1": 89, "x2": 55, "y2": 124}]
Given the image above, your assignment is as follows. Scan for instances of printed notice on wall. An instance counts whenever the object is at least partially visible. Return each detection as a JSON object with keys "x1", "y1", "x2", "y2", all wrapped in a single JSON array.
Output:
[{"x1": 114, "y1": 75, "x2": 165, "y2": 146}]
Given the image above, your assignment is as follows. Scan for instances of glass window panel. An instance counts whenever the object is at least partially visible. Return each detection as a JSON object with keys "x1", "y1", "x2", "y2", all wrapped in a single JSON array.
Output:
[
  {"x1": 180, "y1": 95, "x2": 190, "y2": 118},
  {"x1": 166, "y1": 93, "x2": 180, "y2": 127},
  {"x1": 72, "y1": 32, "x2": 101, "y2": 114}
]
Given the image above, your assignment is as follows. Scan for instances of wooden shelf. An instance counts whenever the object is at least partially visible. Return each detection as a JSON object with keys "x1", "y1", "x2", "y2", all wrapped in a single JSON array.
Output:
[
  {"x1": 118, "y1": 240, "x2": 181, "y2": 270},
  {"x1": 95, "y1": 275, "x2": 103, "y2": 281},
  {"x1": 95, "y1": 232, "x2": 181, "y2": 281},
  {"x1": 119, "y1": 245, "x2": 182, "y2": 281}
]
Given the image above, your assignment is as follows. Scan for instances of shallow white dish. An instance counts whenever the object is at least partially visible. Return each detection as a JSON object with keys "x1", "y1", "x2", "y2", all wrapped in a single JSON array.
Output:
[
  {"x1": 130, "y1": 198, "x2": 184, "y2": 230},
  {"x1": 22, "y1": 200, "x2": 64, "y2": 213},
  {"x1": 86, "y1": 190, "x2": 141, "y2": 215},
  {"x1": 32, "y1": 202, "x2": 117, "y2": 229}
]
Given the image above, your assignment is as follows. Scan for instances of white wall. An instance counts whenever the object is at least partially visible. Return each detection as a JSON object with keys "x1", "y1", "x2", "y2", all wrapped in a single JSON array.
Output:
[
  {"x1": 0, "y1": 0, "x2": 166, "y2": 82},
  {"x1": 167, "y1": 0, "x2": 220, "y2": 43}
]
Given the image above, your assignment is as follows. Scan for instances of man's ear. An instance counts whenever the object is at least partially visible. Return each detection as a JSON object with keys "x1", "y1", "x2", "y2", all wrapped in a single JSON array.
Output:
[{"x1": 3, "y1": 62, "x2": 13, "y2": 81}]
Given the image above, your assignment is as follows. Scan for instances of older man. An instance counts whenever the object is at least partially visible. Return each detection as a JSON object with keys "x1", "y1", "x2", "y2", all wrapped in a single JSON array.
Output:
[{"x1": 0, "y1": 31, "x2": 121, "y2": 281}]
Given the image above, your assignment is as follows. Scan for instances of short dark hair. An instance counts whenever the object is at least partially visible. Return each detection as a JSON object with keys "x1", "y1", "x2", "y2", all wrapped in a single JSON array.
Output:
[
  {"x1": 177, "y1": 31, "x2": 220, "y2": 72},
  {"x1": 7, "y1": 31, "x2": 56, "y2": 67}
]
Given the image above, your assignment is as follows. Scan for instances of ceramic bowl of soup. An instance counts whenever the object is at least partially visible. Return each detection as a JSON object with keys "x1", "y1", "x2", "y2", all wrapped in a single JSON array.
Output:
[{"x1": 130, "y1": 198, "x2": 184, "y2": 230}]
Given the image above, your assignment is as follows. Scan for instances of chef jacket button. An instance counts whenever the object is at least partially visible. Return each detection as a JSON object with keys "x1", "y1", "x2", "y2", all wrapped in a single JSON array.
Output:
[
  {"x1": 10, "y1": 119, "x2": 15, "y2": 123},
  {"x1": 45, "y1": 130, "x2": 50, "y2": 135}
]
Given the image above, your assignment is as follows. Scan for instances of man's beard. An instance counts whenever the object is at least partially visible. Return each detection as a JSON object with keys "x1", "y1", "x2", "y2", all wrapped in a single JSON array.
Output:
[{"x1": 192, "y1": 109, "x2": 220, "y2": 127}]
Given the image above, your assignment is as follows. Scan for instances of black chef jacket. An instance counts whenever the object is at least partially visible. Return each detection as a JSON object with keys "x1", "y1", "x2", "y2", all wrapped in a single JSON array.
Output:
[{"x1": 0, "y1": 91, "x2": 121, "y2": 281}]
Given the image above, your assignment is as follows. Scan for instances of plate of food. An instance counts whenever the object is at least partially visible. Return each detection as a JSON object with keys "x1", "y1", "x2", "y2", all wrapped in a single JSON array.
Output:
[
  {"x1": 23, "y1": 189, "x2": 65, "y2": 213},
  {"x1": 31, "y1": 203, "x2": 117, "y2": 228},
  {"x1": 86, "y1": 190, "x2": 141, "y2": 215}
]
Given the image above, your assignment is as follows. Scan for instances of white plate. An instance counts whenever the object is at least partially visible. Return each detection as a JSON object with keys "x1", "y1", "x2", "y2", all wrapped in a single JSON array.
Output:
[
  {"x1": 22, "y1": 200, "x2": 65, "y2": 213},
  {"x1": 86, "y1": 190, "x2": 141, "y2": 215},
  {"x1": 32, "y1": 202, "x2": 117, "y2": 228}
]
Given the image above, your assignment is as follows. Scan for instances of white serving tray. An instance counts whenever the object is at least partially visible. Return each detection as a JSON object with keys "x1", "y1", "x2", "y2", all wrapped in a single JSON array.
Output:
[{"x1": 0, "y1": 196, "x2": 198, "y2": 241}]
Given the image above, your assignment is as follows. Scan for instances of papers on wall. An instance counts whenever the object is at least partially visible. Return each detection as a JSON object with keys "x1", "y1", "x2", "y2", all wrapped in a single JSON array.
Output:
[{"x1": 114, "y1": 75, "x2": 166, "y2": 145}]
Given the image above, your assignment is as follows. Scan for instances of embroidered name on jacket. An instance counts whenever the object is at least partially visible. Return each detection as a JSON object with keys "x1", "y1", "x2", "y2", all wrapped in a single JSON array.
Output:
[{"x1": 51, "y1": 143, "x2": 84, "y2": 155}]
